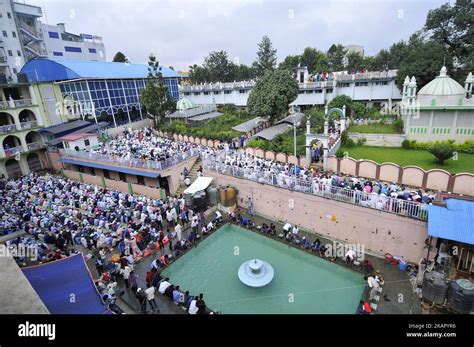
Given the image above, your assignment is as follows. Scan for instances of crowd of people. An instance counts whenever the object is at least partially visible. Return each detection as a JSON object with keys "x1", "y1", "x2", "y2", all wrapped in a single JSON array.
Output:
[
  {"x1": 91, "y1": 127, "x2": 199, "y2": 163},
  {"x1": 203, "y1": 151, "x2": 433, "y2": 218}
]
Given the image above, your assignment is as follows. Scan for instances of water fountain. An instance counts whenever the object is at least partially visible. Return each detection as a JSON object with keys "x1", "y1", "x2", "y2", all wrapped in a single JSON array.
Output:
[{"x1": 238, "y1": 259, "x2": 274, "y2": 287}]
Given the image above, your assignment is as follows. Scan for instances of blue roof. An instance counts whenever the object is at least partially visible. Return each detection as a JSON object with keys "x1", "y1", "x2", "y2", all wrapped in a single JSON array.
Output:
[
  {"x1": 60, "y1": 158, "x2": 160, "y2": 178},
  {"x1": 428, "y1": 198, "x2": 474, "y2": 245},
  {"x1": 20, "y1": 59, "x2": 179, "y2": 82}
]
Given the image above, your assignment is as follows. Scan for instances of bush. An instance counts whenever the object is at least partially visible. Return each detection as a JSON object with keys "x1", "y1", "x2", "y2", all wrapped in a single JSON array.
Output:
[
  {"x1": 392, "y1": 118, "x2": 404, "y2": 133},
  {"x1": 401, "y1": 139, "x2": 411, "y2": 149},
  {"x1": 345, "y1": 138, "x2": 355, "y2": 148},
  {"x1": 353, "y1": 102, "x2": 365, "y2": 116},
  {"x1": 246, "y1": 138, "x2": 270, "y2": 151},
  {"x1": 335, "y1": 149, "x2": 346, "y2": 158},
  {"x1": 356, "y1": 137, "x2": 367, "y2": 146},
  {"x1": 340, "y1": 130, "x2": 348, "y2": 146},
  {"x1": 428, "y1": 145, "x2": 455, "y2": 165}
]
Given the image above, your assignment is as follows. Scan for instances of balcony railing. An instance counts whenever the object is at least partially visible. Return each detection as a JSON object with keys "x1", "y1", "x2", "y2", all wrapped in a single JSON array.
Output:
[
  {"x1": 20, "y1": 120, "x2": 38, "y2": 129},
  {"x1": 0, "y1": 99, "x2": 33, "y2": 109},
  {"x1": 0, "y1": 56, "x2": 7, "y2": 63},
  {"x1": 60, "y1": 148, "x2": 199, "y2": 172},
  {"x1": 202, "y1": 158, "x2": 428, "y2": 221},
  {"x1": 27, "y1": 142, "x2": 42, "y2": 151},
  {"x1": 4, "y1": 146, "x2": 24, "y2": 156},
  {"x1": 0, "y1": 124, "x2": 18, "y2": 133},
  {"x1": 334, "y1": 70, "x2": 398, "y2": 82}
]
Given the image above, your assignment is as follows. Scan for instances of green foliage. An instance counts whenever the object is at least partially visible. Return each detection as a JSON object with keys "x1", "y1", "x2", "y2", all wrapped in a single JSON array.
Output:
[
  {"x1": 278, "y1": 55, "x2": 301, "y2": 71},
  {"x1": 335, "y1": 149, "x2": 346, "y2": 158},
  {"x1": 304, "y1": 107, "x2": 326, "y2": 133},
  {"x1": 140, "y1": 54, "x2": 176, "y2": 127},
  {"x1": 246, "y1": 138, "x2": 270, "y2": 151},
  {"x1": 345, "y1": 138, "x2": 355, "y2": 148},
  {"x1": 160, "y1": 112, "x2": 254, "y2": 142},
  {"x1": 327, "y1": 44, "x2": 347, "y2": 71},
  {"x1": 346, "y1": 52, "x2": 365, "y2": 72},
  {"x1": 247, "y1": 69, "x2": 299, "y2": 124},
  {"x1": 328, "y1": 94, "x2": 353, "y2": 116},
  {"x1": 299, "y1": 47, "x2": 329, "y2": 74},
  {"x1": 391, "y1": 118, "x2": 404, "y2": 133},
  {"x1": 352, "y1": 102, "x2": 365, "y2": 116},
  {"x1": 203, "y1": 50, "x2": 237, "y2": 83},
  {"x1": 356, "y1": 137, "x2": 367, "y2": 146},
  {"x1": 253, "y1": 36, "x2": 277, "y2": 76},
  {"x1": 340, "y1": 130, "x2": 348, "y2": 146},
  {"x1": 428, "y1": 145, "x2": 455, "y2": 165},
  {"x1": 401, "y1": 139, "x2": 411, "y2": 150},
  {"x1": 112, "y1": 52, "x2": 129, "y2": 63},
  {"x1": 348, "y1": 123, "x2": 398, "y2": 134},
  {"x1": 405, "y1": 139, "x2": 474, "y2": 154}
]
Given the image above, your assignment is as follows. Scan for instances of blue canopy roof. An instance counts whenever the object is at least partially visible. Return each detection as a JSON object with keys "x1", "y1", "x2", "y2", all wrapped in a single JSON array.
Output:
[
  {"x1": 22, "y1": 253, "x2": 111, "y2": 314},
  {"x1": 428, "y1": 198, "x2": 474, "y2": 245},
  {"x1": 20, "y1": 59, "x2": 179, "y2": 82},
  {"x1": 61, "y1": 158, "x2": 160, "y2": 178}
]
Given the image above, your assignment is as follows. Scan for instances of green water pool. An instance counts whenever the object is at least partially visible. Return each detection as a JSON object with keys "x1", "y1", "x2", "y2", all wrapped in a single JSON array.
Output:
[{"x1": 162, "y1": 223, "x2": 365, "y2": 314}]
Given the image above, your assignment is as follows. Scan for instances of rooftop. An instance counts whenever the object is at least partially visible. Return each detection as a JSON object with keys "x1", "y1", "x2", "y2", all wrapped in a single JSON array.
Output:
[
  {"x1": 59, "y1": 133, "x2": 98, "y2": 141},
  {"x1": 20, "y1": 59, "x2": 180, "y2": 83}
]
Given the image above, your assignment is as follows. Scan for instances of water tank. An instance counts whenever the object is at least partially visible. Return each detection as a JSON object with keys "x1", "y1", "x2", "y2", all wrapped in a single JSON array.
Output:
[
  {"x1": 219, "y1": 186, "x2": 237, "y2": 207},
  {"x1": 447, "y1": 279, "x2": 474, "y2": 314},
  {"x1": 184, "y1": 193, "x2": 194, "y2": 207},
  {"x1": 207, "y1": 186, "x2": 219, "y2": 205},
  {"x1": 422, "y1": 271, "x2": 449, "y2": 305}
]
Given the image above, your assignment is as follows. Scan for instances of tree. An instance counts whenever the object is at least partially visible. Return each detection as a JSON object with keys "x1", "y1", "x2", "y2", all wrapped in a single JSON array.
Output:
[
  {"x1": 253, "y1": 35, "x2": 277, "y2": 76},
  {"x1": 299, "y1": 47, "x2": 329, "y2": 74},
  {"x1": 203, "y1": 50, "x2": 237, "y2": 82},
  {"x1": 278, "y1": 55, "x2": 301, "y2": 71},
  {"x1": 189, "y1": 64, "x2": 210, "y2": 84},
  {"x1": 112, "y1": 52, "x2": 129, "y2": 63},
  {"x1": 328, "y1": 94, "x2": 353, "y2": 116},
  {"x1": 352, "y1": 102, "x2": 365, "y2": 116},
  {"x1": 235, "y1": 64, "x2": 256, "y2": 80},
  {"x1": 428, "y1": 145, "x2": 455, "y2": 165},
  {"x1": 327, "y1": 44, "x2": 347, "y2": 71},
  {"x1": 247, "y1": 69, "x2": 299, "y2": 124},
  {"x1": 423, "y1": 0, "x2": 473, "y2": 74},
  {"x1": 346, "y1": 52, "x2": 365, "y2": 72},
  {"x1": 140, "y1": 54, "x2": 176, "y2": 127}
]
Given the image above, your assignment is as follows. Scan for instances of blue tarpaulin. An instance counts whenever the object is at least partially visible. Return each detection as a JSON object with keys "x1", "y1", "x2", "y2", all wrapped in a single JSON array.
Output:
[
  {"x1": 428, "y1": 198, "x2": 474, "y2": 245},
  {"x1": 22, "y1": 253, "x2": 110, "y2": 314}
]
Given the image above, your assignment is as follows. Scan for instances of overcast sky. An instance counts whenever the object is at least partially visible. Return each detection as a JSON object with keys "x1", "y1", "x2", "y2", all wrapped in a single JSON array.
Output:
[{"x1": 27, "y1": 0, "x2": 448, "y2": 71}]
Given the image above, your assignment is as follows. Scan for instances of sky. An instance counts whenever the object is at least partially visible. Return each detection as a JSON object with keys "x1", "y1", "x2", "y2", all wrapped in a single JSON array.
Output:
[{"x1": 26, "y1": 0, "x2": 449, "y2": 71}]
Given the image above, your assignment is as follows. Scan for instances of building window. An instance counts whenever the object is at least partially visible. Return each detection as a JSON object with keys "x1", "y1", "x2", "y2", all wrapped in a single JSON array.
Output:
[
  {"x1": 88, "y1": 48, "x2": 97, "y2": 53},
  {"x1": 327, "y1": 88, "x2": 333, "y2": 93},
  {"x1": 119, "y1": 172, "x2": 127, "y2": 182},
  {"x1": 53, "y1": 51, "x2": 63, "y2": 56},
  {"x1": 103, "y1": 169, "x2": 110, "y2": 179},
  {"x1": 90, "y1": 167, "x2": 95, "y2": 176},
  {"x1": 2, "y1": 31, "x2": 7, "y2": 38},
  {"x1": 64, "y1": 46, "x2": 82, "y2": 53},
  {"x1": 204, "y1": 91, "x2": 209, "y2": 95},
  {"x1": 224, "y1": 90, "x2": 232, "y2": 94},
  {"x1": 137, "y1": 175, "x2": 145, "y2": 185},
  {"x1": 48, "y1": 32, "x2": 60, "y2": 39},
  {"x1": 193, "y1": 92, "x2": 200, "y2": 95},
  {"x1": 355, "y1": 82, "x2": 368, "y2": 87},
  {"x1": 7, "y1": 50, "x2": 12, "y2": 56},
  {"x1": 184, "y1": 92, "x2": 190, "y2": 96},
  {"x1": 12, "y1": 68, "x2": 17, "y2": 74},
  {"x1": 84, "y1": 139, "x2": 90, "y2": 146},
  {"x1": 315, "y1": 90, "x2": 322, "y2": 93},
  {"x1": 239, "y1": 90, "x2": 247, "y2": 94},
  {"x1": 17, "y1": 50, "x2": 21, "y2": 57},
  {"x1": 213, "y1": 91, "x2": 220, "y2": 95},
  {"x1": 7, "y1": 12, "x2": 11, "y2": 19},
  {"x1": 338, "y1": 83, "x2": 350, "y2": 88},
  {"x1": 12, "y1": 31, "x2": 16, "y2": 38}
]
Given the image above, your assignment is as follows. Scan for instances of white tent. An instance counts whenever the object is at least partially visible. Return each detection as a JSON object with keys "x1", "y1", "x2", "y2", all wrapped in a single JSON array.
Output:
[{"x1": 183, "y1": 177, "x2": 214, "y2": 195}]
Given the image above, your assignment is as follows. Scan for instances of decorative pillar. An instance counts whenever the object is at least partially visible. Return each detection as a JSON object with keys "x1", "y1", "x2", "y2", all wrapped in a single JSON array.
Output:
[{"x1": 324, "y1": 120, "x2": 329, "y2": 136}]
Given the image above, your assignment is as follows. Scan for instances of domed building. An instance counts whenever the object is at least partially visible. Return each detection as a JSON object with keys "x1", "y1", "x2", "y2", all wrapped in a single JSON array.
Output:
[
  {"x1": 401, "y1": 66, "x2": 473, "y2": 142},
  {"x1": 176, "y1": 97, "x2": 196, "y2": 111}
]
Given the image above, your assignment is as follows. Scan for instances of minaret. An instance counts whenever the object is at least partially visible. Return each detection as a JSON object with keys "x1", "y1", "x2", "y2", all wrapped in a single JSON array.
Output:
[
  {"x1": 402, "y1": 75, "x2": 410, "y2": 103},
  {"x1": 407, "y1": 76, "x2": 417, "y2": 106},
  {"x1": 465, "y1": 72, "x2": 473, "y2": 99}
]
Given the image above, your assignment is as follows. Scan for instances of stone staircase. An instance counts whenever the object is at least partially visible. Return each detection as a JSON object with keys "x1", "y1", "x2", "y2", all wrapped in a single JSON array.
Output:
[{"x1": 175, "y1": 158, "x2": 202, "y2": 196}]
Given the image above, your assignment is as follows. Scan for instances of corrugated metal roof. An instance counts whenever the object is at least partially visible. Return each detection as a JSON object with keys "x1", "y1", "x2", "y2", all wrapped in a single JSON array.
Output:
[
  {"x1": 232, "y1": 117, "x2": 266, "y2": 132},
  {"x1": 20, "y1": 59, "x2": 179, "y2": 82},
  {"x1": 188, "y1": 111, "x2": 223, "y2": 121},
  {"x1": 277, "y1": 112, "x2": 305, "y2": 125},
  {"x1": 166, "y1": 105, "x2": 216, "y2": 119},
  {"x1": 253, "y1": 123, "x2": 292, "y2": 140},
  {"x1": 39, "y1": 120, "x2": 91, "y2": 135},
  {"x1": 428, "y1": 198, "x2": 474, "y2": 245},
  {"x1": 60, "y1": 158, "x2": 160, "y2": 178}
]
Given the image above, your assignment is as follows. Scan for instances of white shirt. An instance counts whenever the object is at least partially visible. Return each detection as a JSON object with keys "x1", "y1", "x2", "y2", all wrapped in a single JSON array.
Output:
[
  {"x1": 158, "y1": 281, "x2": 171, "y2": 294},
  {"x1": 345, "y1": 249, "x2": 356, "y2": 260},
  {"x1": 188, "y1": 300, "x2": 198, "y2": 314},
  {"x1": 215, "y1": 211, "x2": 222, "y2": 219},
  {"x1": 145, "y1": 286, "x2": 156, "y2": 300},
  {"x1": 367, "y1": 276, "x2": 379, "y2": 289}
]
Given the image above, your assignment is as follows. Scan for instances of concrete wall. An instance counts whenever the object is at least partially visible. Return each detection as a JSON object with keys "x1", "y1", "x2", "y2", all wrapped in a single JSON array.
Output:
[
  {"x1": 348, "y1": 133, "x2": 406, "y2": 147},
  {"x1": 206, "y1": 170, "x2": 429, "y2": 263},
  {"x1": 327, "y1": 156, "x2": 474, "y2": 196},
  {"x1": 105, "y1": 119, "x2": 153, "y2": 138}
]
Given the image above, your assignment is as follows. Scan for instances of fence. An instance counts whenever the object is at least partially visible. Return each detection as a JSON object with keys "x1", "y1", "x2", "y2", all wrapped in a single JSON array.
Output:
[
  {"x1": 60, "y1": 148, "x2": 199, "y2": 172},
  {"x1": 202, "y1": 158, "x2": 428, "y2": 221}
]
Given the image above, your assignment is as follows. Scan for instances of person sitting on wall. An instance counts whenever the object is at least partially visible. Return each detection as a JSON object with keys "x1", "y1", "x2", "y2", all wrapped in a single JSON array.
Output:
[
  {"x1": 206, "y1": 221, "x2": 215, "y2": 232},
  {"x1": 345, "y1": 249, "x2": 357, "y2": 265},
  {"x1": 301, "y1": 237, "x2": 311, "y2": 249},
  {"x1": 269, "y1": 223, "x2": 276, "y2": 236},
  {"x1": 214, "y1": 211, "x2": 222, "y2": 224},
  {"x1": 312, "y1": 238, "x2": 321, "y2": 252}
]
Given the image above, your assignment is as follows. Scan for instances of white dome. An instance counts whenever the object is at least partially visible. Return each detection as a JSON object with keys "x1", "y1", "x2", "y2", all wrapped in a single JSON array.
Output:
[{"x1": 418, "y1": 66, "x2": 465, "y2": 96}]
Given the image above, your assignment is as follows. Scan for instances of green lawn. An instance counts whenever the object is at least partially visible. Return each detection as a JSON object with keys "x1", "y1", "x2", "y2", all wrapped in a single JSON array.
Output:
[
  {"x1": 348, "y1": 123, "x2": 400, "y2": 134},
  {"x1": 339, "y1": 146, "x2": 474, "y2": 174}
]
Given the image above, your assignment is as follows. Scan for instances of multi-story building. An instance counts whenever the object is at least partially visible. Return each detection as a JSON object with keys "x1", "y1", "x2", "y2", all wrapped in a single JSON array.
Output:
[
  {"x1": 41, "y1": 23, "x2": 105, "y2": 62},
  {"x1": 0, "y1": 80, "x2": 49, "y2": 178},
  {"x1": 181, "y1": 66, "x2": 402, "y2": 113},
  {"x1": 0, "y1": 0, "x2": 105, "y2": 83},
  {"x1": 342, "y1": 44, "x2": 365, "y2": 66}
]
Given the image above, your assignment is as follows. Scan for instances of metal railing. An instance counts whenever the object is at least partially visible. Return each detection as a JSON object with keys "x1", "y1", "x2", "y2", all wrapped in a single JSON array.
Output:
[
  {"x1": 0, "y1": 99, "x2": 33, "y2": 109},
  {"x1": 4, "y1": 145, "x2": 24, "y2": 156},
  {"x1": 0, "y1": 124, "x2": 18, "y2": 133},
  {"x1": 60, "y1": 148, "x2": 199, "y2": 172},
  {"x1": 202, "y1": 159, "x2": 428, "y2": 221},
  {"x1": 20, "y1": 120, "x2": 38, "y2": 129},
  {"x1": 334, "y1": 70, "x2": 398, "y2": 82},
  {"x1": 27, "y1": 142, "x2": 42, "y2": 151}
]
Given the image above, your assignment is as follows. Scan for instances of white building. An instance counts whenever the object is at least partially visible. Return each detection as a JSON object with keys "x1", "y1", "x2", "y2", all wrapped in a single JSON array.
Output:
[
  {"x1": 0, "y1": 0, "x2": 105, "y2": 83},
  {"x1": 41, "y1": 23, "x2": 105, "y2": 62},
  {"x1": 59, "y1": 133, "x2": 99, "y2": 151},
  {"x1": 401, "y1": 66, "x2": 474, "y2": 142},
  {"x1": 180, "y1": 66, "x2": 402, "y2": 113}
]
